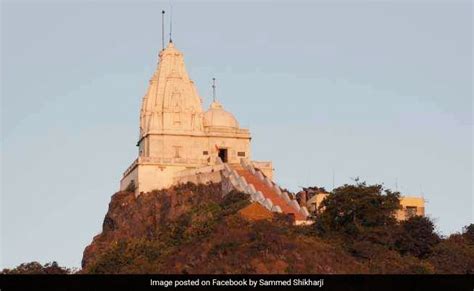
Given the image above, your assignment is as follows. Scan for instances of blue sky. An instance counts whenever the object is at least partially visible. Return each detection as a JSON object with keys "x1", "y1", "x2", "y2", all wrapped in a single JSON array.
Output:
[{"x1": 1, "y1": 0, "x2": 472, "y2": 269}]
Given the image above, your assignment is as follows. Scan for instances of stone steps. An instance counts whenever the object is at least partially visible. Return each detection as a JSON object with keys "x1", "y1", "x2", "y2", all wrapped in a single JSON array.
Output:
[{"x1": 233, "y1": 167, "x2": 306, "y2": 221}]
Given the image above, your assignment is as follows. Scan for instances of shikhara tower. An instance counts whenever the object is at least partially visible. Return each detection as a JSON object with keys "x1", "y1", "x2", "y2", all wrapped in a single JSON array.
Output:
[{"x1": 121, "y1": 42, "x2": 273, "y2": 194}]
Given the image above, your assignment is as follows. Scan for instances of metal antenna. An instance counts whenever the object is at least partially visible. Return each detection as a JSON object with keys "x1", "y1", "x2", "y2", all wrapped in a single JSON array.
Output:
[
  {"x1": 212, "y1": 78, "x2": 216, "y2": 102},
  {"x1": 161, "y1": 10, "x2": 165, "y2": 50},
  {"x1": 169, "y1": 0, "x2": 173, "y2": 43},
  {"x1": 332, "y1": 169, "x2": 335, "y2": 190}
]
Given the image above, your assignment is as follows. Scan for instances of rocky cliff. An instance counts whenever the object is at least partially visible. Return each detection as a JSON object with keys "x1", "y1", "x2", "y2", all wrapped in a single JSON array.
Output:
[
  {"x1": 81, "y1": 182, "x2": 474, "y2": 274},
  {"x1": 82, "y1": 183, "x2": 367, "y2": 273}
]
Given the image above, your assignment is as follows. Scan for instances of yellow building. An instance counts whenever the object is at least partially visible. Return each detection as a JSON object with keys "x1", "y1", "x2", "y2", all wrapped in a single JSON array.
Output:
[
  {"x1": 306, "y1": 193, "x2": 425, "y2": 221},
  {"x1": 397, "y1": 196, "x2": 425, "y2": 221}
]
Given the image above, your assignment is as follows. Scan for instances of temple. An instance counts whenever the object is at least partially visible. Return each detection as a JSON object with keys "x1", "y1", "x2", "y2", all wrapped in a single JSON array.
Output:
[
  {"x1": 119, "y1": 40, "x2": 425, "y2": 225},
  {"x1": 120, "y1": 42, "x2": 273, "y2": 194}
]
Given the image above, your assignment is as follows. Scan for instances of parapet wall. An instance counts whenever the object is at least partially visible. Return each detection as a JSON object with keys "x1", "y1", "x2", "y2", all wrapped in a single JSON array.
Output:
[{"x1": 173, "y1": 164, "x2": 225, "y2": 186}]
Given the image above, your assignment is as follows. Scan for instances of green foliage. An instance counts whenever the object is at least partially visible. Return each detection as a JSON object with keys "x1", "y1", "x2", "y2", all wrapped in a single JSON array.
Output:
[
  {"x1": 428, "y1": 234, "x2": 474, "y2": 274},
  {"x1": 315, "y1": 181, "x2": 401, "y2": 236},
  {"x1": 86, "y1": 239, "x2": 169, "y2": 274},
  {"x1": 209, "y1": 241, "x2": 240, "y2": 257},
  {"x1": 87, "y1": 187, "x2": 251, "y2": 274},
  {"x1": 221, "y1": 191, "x2": 251, "y2": 215},
  {"x1": 395, "y1": 216, "x2": 440, "y2": 259},
  {"x1": 462, "y1": 224, "x2": 474, "y2": 244},
  {"x1": 5, "y1": 182, "x2": 472, "y2": 275},
  {"x1": 82, "y1": 182, "x2": 474, "y2": 274},
  {"x1": 1, "y1": 261, "x2": 70, "y2": 274}
]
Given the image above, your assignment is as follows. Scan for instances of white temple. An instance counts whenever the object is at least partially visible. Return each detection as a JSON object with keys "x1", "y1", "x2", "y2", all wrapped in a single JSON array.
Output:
[
  {"x1": 120, "y1": 42, "x2": 273, "y2": 194},
  {"x1": 117, "y1": 39, "x2": 422, "y2": 225}
]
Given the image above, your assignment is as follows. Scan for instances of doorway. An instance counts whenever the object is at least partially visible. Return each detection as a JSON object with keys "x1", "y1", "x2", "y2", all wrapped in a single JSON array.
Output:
[{"x1": 218, "y1": 148, "x2": 228, "y2": 163}]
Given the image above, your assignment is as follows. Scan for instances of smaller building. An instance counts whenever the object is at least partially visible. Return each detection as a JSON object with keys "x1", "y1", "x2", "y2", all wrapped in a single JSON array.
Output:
[
  {"x1": 396, "y1": 196, "x2": 425, "y2": 221},
  {"x1": 305, "y1": 193, "x2": 425, "y2": 221}
]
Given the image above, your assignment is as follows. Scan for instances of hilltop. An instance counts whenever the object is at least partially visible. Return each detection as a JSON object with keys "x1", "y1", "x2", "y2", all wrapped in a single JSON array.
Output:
[
  {"x1": 3, "y1": 182, "x2": 472, "y2": 274},
  {"x1": 76, "y1": 182, "x2": 473, "y2": 274},
  {"x1": 81, "y1": 183, "x2": 363, "y2": 273}
]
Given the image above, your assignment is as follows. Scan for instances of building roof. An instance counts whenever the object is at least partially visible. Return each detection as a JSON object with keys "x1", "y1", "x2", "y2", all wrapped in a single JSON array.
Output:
[{"x1": 203, "y1": 101, "x2": 239, "y2": 128}]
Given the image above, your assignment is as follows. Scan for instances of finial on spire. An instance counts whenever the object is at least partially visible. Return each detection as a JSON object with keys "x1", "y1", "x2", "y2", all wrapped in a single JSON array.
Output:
[
  {"x1": 169, "y1": 0, "x2": 173, "y2": 43},
  {"x1": 161, "y1": 10, "x2": 165, "y2": 51},
  {"x1": 212, "y1": 78, "x2": 217, "y2": 102}
]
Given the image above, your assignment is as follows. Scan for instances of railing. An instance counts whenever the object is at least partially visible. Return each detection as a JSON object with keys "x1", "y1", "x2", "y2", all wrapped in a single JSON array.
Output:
[
  {"x1": 203, "y1": 127, "x2": 250, "y2": 134},
  {"x1": 174, "y1": 163, "x2": 225, "y2": 179},
  {"x1": 252, "y1": 161, "x2": 272, "y2": 169},
  {"x1": 122, "y1": 156, "x2": 208, "y2": 177},
  {"x1": 123, "y1": 158, "x2": 139, "y2": 177},
  {"x1": 139, "y1": 156, "x2": 207, "y2": 165}
]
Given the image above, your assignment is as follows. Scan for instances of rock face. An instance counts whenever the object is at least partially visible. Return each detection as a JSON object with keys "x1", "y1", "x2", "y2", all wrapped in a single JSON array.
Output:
[
  {"x1": 81, "y1": 182, "x2": 365, "y2": 274},
  {"x1": 82, "y1": 182, "x2": 225, "y2": 269}
]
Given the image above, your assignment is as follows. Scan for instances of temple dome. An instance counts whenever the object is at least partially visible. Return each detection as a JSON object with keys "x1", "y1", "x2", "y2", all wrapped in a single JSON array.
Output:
[{"x1": 203, "y1": 101, "x2": 239, "y2": 128}]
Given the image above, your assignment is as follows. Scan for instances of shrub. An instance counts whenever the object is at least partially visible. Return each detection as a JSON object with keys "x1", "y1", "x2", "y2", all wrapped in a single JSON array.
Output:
[
  {"x1": 463, "y1": 224, "x2": 474, "y2": 244},
  {"x1": 395, "y1": 216, "x2": 440, "y2": 259},
  {"x1": 2, "y1": 261, "x2": 70, "y2": 274},
  {"x1": 428, "y1": 237, "x2": 474, "y2": 274}
]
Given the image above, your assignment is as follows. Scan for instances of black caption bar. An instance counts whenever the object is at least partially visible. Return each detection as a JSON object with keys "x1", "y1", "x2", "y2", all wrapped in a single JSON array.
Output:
[{"x1": 0, "y1": 274, "x2": 473, "y2": 291}]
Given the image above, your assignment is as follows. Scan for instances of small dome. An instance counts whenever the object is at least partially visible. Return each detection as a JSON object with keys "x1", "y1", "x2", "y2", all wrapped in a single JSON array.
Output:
[{"x1": 203, "y1": 101, "x2": 239, "y2": 128}]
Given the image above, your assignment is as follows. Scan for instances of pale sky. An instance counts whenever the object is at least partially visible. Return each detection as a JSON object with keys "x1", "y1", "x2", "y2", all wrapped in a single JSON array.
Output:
[{"x1": 1, "y1": 0, "x2": 472, "y2": 269}]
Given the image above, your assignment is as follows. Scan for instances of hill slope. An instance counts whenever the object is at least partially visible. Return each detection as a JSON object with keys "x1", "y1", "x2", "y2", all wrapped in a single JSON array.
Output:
[{"x1": 81, "y1": 182, "x2": 473, "y2": 274}]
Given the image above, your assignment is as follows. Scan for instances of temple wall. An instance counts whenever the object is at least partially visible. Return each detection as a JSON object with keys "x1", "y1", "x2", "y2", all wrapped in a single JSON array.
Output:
[
  {"x1": 121, "y1": 162, "x2": 188, "y2": 195},
  {"x1": 136, "y1": 164, "x2": 187, "y2": 194},
  {"x1": 206, "y1": 136, "x2": 251, "y2": 164},
  {"x1": 119, "y1": 165, "x2": 138, "y2": 192},
  {"x1": 173, "y1": 164, "x2": 225, "y2": 186},
  {"x1": 146, "y1": 135, "x2": 208, "y2": 161},
  {"x1": 121, "y1": 131, "x2": 253, "y2": 195},
  {"x1": 143, "y1": 134, "x2": 250, "y2": 165}
]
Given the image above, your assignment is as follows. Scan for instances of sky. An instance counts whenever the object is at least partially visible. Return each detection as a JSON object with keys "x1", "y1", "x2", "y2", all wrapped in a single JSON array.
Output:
[{"x1": 1, "y1": 0, "x2": 472, "y2": 269}]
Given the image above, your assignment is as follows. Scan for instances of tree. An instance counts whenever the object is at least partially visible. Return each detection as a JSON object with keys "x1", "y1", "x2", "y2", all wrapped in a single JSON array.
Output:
[
  {"x1": 395, "y1": 216, "x2": 440, "y2": 259},
  {"x1": 1, "y1": 261, "x2": 70, "y2": 274},
  {"x1": 428, "y1": 235, "x2": 474, "y2": 274},
  {"x1": 315, "y1": 181, "x2": 401, "y2": 236},
  {"x1": 462, "y1": 224, "x2": 474, "y2": 244}
]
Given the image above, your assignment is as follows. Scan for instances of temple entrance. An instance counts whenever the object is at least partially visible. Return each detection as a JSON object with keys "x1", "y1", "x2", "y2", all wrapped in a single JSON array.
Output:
[{"x1": 218, "y1": 148, "x2": 228, "y2": 163}]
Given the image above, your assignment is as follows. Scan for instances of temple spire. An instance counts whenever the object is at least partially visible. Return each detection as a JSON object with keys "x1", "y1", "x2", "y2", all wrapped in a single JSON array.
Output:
[{"x1": 140, "y1": 43, "x2": 203, "y2": 135}]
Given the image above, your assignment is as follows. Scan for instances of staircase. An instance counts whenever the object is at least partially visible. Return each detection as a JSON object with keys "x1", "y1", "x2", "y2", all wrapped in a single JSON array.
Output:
[
  {"x1": 220, "y1": 158, "x2": 310, "y2": 224},
  {"x1": 233, "y1": 166, "x2": 306, "y2": 221}
]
